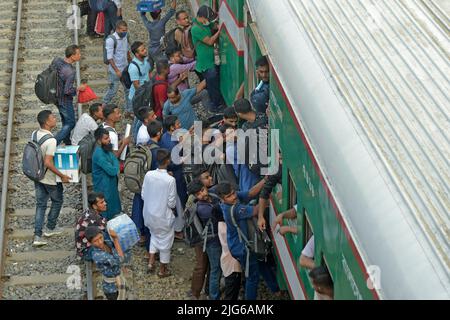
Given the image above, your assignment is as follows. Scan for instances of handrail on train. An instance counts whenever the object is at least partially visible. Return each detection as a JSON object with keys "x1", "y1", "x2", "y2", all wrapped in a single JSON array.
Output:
[{"x1": 0, "y1": 0, "x2": 23, "y2": 289}]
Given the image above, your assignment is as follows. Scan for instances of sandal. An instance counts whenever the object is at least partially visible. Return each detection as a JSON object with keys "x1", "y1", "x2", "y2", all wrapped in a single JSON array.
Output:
[{"x1": 157, "y1": 270, "x2": 172, "y2": 278}]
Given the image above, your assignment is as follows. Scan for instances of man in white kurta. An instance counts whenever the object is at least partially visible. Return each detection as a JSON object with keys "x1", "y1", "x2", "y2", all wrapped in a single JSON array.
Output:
[{"x1": 141, "y1": 149, "x2": 177, "y2": 276}]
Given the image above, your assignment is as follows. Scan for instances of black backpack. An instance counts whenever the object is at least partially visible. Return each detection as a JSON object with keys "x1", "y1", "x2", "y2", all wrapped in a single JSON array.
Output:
[
  {"x1": 132, "y1": 78, "x2": 165, "y2": 119},
  {"x1": 35, "y1": 61, "x2": 59, "y2": 105},
  {"x1": 22, "y1": 131, "x2": 55, "y2": 182},
  {"x1": 160, "y1": 27, "x2": 182, "y2": 53},
  {"x1": 184, "y1": 194, "x2": 220, "y2": 251},
  {"x1": 229, "y1": 204, "x2": 272, "y2": 277},
  {"x1": 120, "y1": 61, "x2": 141, "y2": 90},
  {"x1": 78, "y1": 125, "x2": 114, "y2": 174},
  {"x1": 103, "y1": 34, "x2": 118, "y2": 65}
]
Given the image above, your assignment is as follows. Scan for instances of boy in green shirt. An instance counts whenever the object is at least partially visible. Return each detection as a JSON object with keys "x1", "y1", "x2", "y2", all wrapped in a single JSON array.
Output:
[{"x1": 191, "y1": 5, "x2": 225, "y2": 112}]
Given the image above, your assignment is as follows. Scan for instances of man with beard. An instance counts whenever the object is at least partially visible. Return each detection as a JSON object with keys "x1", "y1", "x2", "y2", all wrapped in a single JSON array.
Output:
[
  {"x1": 129, "y1": 41, "x2": 152, "y2": 141},
  {"x1": 92, "y1": 127, "x2": 121, "y2": 220}
]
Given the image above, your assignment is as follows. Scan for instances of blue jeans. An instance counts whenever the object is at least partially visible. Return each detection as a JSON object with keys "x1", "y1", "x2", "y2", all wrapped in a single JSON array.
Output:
[
  {"x1": 237, "y1": 252, "x2": 280, "y2": 300},
  {"x1": 205, "y1": 241, "x2": 222, "y2": 300},
  {"x1": 103, "y1": 69, "x2": 132, "y2": 112},
  {"x1": 55, "y1": 101, "x2": 76, "y2": 145},
  {"x1": 202, "y1": 66, "x2": 224, "y2": 112},
  {"x1": 34, "y1": 182, "x2": 64, "y2": 237},
  {"x1": 103, "y1": 2, "x2": 118, "y2": 38}
]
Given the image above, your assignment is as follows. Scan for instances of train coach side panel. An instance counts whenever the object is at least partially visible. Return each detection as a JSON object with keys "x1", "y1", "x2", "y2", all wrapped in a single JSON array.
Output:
[{"x1": 269, "y1": 69, "x2": 376, "y2": 300}]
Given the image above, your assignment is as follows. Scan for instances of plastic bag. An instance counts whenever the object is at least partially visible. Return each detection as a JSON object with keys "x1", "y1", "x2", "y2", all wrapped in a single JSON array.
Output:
[
  {"x1": 107, "y1": 214, "x2": 140, "y2": 252},
  {"x1": 77, "y1": 85, "x2": 98, "y2": 103},
  {"x1": 95, "y1": 12, "x2": 105, "y2": 35}
]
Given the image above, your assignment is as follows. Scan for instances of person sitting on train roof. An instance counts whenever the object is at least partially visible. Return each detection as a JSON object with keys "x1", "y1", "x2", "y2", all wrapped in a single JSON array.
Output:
[
  {"x1": 101, "y1": 104, "x2": 131, "y2": 159},
  {"x1": 75, "y1": 192, "x2": 108, "y2": 259},
  {"x1": 163, "y1": 81, "x2": 207, "y2": 130},
  {"x1": 215, "y1": 181, "x2": 280, "y2": 300},
  {"x1": 92, "y1": 127, "x2": 121, "y2": 221},
  {"x1": 85, "y1": 225, "x2": 127, "y2": 300},
  {"x1": 309, "y1": 265, "x2": 334, "y2": 300},
  {"x1": 235, "y1": 56, "x2": 270, "y2": 115},
  {"x1": 191, "y1": 5, "x2": 225, "y2": 112},
  {"x1": 140, "y1": 0, "x2": 177, "y2": 71},
  {"x1": 71, "y1": 103, "x2": 104, "y2": 146}
]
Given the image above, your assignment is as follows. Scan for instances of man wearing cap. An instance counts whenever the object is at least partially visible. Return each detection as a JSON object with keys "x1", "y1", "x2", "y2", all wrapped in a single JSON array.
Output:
[
  {"x1": 191, "y1": 5, "x2": 225, "y2": 112},
  {"x1": 140, "y1": 0, "x2": 177, "y2": 70}
]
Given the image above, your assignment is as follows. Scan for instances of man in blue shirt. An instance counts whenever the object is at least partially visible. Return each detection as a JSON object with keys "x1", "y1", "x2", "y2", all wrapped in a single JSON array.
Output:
[
  {"x1": 215, "y1": 181, "x2": 279, "y2": 300},
  {"x1": 163, "y1": 80, "x2": 207, "y2": 130},
  {"x1": 128, "y1": 41, "x2": 152, "y2": 140},
  {"x1": 250, "y1": 56, "x2": 270, "y2": 114},
  {"x1": 140, "y1": 0, "x2": 177, "y2": 70}
]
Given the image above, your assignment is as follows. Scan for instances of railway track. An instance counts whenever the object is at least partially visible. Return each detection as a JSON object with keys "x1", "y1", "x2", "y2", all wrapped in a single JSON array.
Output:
[{"x1": 0, "y1": 0, "x2": 90, "y2": 300}]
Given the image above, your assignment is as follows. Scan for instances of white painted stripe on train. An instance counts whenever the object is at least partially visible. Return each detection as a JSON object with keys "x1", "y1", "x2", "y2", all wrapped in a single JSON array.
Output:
[
  {"x1": 269, "y1": 204, "x2": 306, "y2": 300},
  {"x1": 219, "y1": 1, "x2": 245, "y2": 53}
]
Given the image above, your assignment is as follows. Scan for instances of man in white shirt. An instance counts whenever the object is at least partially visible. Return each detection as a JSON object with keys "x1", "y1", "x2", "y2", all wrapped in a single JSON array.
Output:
[
  {"x1": 103, "y1": 20, "x2": 132, "y2": 114},
  {"x1": 33, "y1": 110, "x2": 71, "y2": 247},
  {"x1": 136, "y1": 109, "x2": 157, "y2": 145},
  {"x1": 71, "y1": 103, "x2": 104, "y2": 145},
  {"x1": 141, "y1": 149, "x2": 177, "y2": 278},
  {"x1": 102, "y1": 104, "x2": 131, "y2": 158}
]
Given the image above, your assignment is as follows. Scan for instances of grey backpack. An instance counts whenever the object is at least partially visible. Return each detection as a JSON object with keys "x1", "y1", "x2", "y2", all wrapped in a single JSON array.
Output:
[
  {"x1": 123, "y1": 144, "x2": 158, "y2": 194},
  {"x1": 22, "y1": 131, "x2": 55, "y2": 182}
]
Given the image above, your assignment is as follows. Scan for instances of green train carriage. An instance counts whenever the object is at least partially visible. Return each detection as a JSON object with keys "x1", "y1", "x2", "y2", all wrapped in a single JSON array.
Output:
[{"x1": 188, "y1": 0, "x2": 450, "y2": 299}]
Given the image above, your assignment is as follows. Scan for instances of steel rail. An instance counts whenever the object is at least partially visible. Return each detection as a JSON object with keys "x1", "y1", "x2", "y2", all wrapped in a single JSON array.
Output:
[
  {"x1": 0, "y1": 0, "x2": 23, "y2": 288},
  {"x1": 70, "y1": 0, "x2": 93, "y2": 300}
]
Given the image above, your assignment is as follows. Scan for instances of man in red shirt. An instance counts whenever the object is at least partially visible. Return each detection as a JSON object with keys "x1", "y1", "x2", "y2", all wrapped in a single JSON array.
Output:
[{"x1": 153, "y1": 60, "x2": 188, "y2": 119}]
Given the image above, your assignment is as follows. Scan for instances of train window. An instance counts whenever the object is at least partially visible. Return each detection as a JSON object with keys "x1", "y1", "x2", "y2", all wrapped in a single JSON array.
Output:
[
  {"x1": 303, "y1": 209, "x2": 313, "y2": 247},
  {"x1": 288, "y1": 171, "x2": 297, "y2": 208},
  {"x1": 313, "y1": 254, "x2": 334, "y2": 300}
]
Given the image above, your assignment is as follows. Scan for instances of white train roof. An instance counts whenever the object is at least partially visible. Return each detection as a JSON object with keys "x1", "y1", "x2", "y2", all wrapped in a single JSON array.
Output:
[{"x1": 247, "y1": 0, "x2": 450, "y2": 299}]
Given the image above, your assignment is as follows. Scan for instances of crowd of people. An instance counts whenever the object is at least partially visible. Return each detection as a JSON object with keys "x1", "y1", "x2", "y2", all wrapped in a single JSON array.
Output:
[{"x1": 30, "y1": 0, "x2": 333, "y2": 300}]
